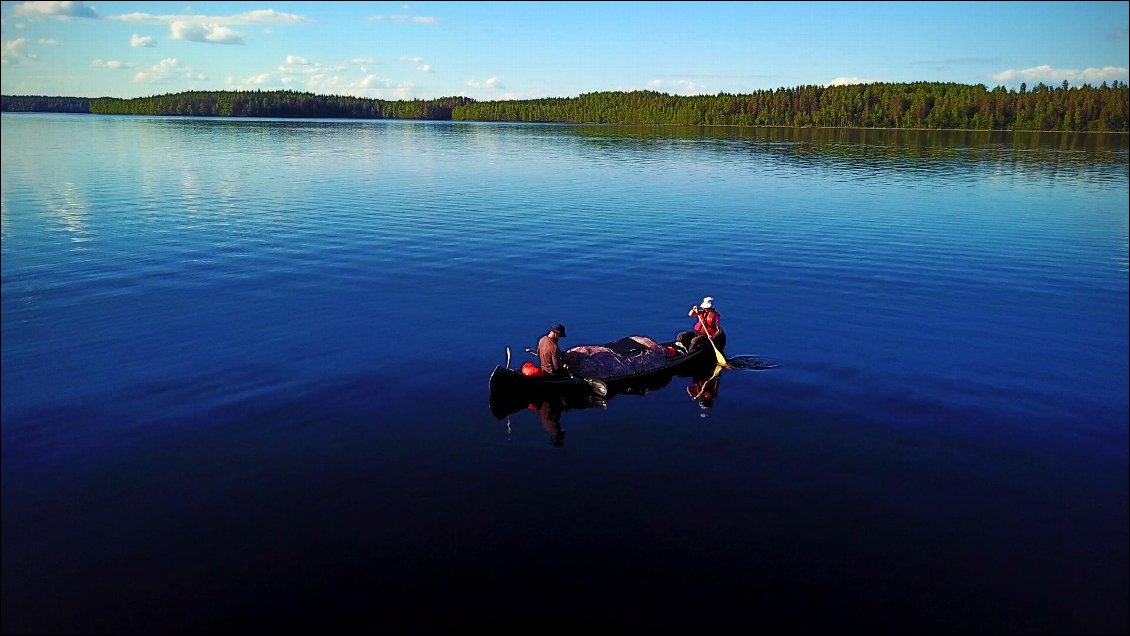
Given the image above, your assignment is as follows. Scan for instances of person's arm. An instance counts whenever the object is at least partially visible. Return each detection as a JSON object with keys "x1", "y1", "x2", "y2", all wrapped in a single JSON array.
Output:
[{"x1": 693, "y1": 306, "x2": 706, "y2": 333}]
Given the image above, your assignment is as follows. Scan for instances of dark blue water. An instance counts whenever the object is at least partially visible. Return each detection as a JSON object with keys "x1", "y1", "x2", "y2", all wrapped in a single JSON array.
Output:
[{"x1": 2, "y1": 114, "x2": 1127, "y2": 634}]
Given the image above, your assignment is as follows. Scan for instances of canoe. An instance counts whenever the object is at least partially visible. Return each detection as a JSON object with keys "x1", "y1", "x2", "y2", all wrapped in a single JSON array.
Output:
[{"x1": 488, "y1": 336, "x2": 716, "y2": 407}]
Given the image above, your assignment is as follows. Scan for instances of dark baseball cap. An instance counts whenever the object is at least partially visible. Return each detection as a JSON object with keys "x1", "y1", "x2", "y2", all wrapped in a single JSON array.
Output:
[{"x1": 552, "y1": 323, "x2": 567, "y2": 337}]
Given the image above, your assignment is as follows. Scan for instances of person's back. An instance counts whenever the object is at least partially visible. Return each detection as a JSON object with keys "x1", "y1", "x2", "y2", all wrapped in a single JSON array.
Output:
[{"x1": 538, "y1": 323, "x2": 567, "y2": 375}]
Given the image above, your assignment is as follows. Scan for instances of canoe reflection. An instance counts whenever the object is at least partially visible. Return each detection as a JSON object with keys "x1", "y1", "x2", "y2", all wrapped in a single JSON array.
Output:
[{"x1": 489, "y1": 362, "x2": 724, "y2": 445}]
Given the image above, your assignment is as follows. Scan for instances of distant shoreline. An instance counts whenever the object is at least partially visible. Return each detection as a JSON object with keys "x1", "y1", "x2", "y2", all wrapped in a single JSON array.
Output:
[
  {"x1": 4, "y1": 112, "x2": 1126, "y2": 136},
  {"x1": 4, "y1": 81, "x2": 1128, "y2": 133}
]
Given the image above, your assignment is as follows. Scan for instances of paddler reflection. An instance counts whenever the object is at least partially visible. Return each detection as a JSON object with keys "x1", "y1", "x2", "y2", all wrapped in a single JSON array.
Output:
[{"x1": 687, "y1": 365, "x2": 723, "y2": 417}]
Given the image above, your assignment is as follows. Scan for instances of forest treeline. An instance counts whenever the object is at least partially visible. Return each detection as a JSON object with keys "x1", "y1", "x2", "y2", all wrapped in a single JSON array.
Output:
[
  {"x1": 1, "y1": 91, "x2": 472, "y2": 119},
  {"x1": 454, "y1": 82, "x2": 1129, "y2": 132},
  {"x1": 3, "y1": 81, "x2": 1128, "y2": 132},
  {"x1": 0, "y1": 95, "x2": 91, "y2": 113},
  {"x1": 90, "y1": 91, "x2": 475, "y2": 119}
]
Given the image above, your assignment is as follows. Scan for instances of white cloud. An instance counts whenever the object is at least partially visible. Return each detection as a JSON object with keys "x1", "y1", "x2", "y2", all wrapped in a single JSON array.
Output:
[
  {"x1": 646, "y1": 78, "x2": 707, "y2": 95},
  {"x1": 277, "y1": 55, "x2": 366, "y2": 77},
  {"x1": 133, "y1": 57, "x2": 205, "y2": 83},
  {"x1": 991, "y1": 64, "x2": 1129, "y2": 85},
  {"x1": 37, "y1": 38, "x2": 59, "y2": 45},
  {"x1": 171, "y1": 21, "x2": 244, "y2": 45},
  {"x1": 237, "y1": 9, "x2": 306, "y2": 25},
  {"x1": 111, "y1": 8, "x2": 305, "y2": 47},
  {"x1": 115, "y1": 9, "x2": 305, "y2": 26},
  {"x1": 1077, "y1": 66, "x2": 1129, "y2": 82},
  {"x1": 13, "y1": 1, "x2": 98, "y2": 19},
  {"x1": 279, "y1": 61, "x2": 345, "y2": 75},
  {"x1": 393, "y1": 82, "x2": 415, "y2": 99},
  {"x1": 227, "y1": 73, "x2": 285, "y2": 90},
  {"x1": 299, "y1": 72, "x2": 393, "y2": 98},
  {"x1": 92, "y1": 58, "x2": 133, "y2": 69},
  {"x1": 1, "y1": 38, "x2": 36, "y2": 64},
  {"x1": 130, "y1": 34, "x2": 154, "y2": 47},
  {"x1": 360, "y1": 74, "x2": 390, "y2": 89},
  {"x1": 827, "y1": 76, "x2": 873, "y2": 86},
  {"x1": 398, "y1": 56, "x2": 432, "y2": 73},
  {"x1": 467, "y1": 77, "x2": 503, "y2": 89},
  {"x1": 226, "y1": 55, "x2": 400, "y2": 97}
]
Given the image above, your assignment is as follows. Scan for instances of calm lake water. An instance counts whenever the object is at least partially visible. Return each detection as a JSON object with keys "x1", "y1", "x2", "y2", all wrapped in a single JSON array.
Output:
[{"x1": 2, "y1": 113, "x2": 1127, "y2": 634}]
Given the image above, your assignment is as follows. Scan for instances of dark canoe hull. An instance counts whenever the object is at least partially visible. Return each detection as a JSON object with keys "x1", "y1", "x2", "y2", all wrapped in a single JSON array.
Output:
[{"x1": 488, "y1": 342, "x2": 716, "y2": 418}]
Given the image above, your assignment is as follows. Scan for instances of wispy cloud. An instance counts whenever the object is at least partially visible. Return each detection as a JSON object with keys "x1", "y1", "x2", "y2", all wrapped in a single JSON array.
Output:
[
  {"x1": 302, "y1": 72, "x2": 394, "y2": 97},
  {"x1": 1109, "y1": 28, "x2": 1128, "y2": 41},
  {"x1": 228, "y1": 72, "x2": 273, "y2": 87},
  {"x1": 991, "y1": 64, "x2": 1129, "y2": 85},
  {"x1": 466, "y1": 77, "x2": 503, "y2": 89},
  {"x1": 647, "y1": 78, "x2": 707, "y2": 95},
  {"x1": 229, "y1": 55, "x2": 395, "y2": 97},
  {"x1": 399, "y1": 55, "x2": 433, "y2": 73},
  {"x1": 367, "y1": 14, "x2": 439, "y2": 25},
  {"x1": 114, "y1": 9, "x2": 306, "y2": 26},
  {"x1": 130, "y1": 34, "x2": 154, "y2": 48},
  {"x1": 1, "y1": 38, "x2": 36, "y2": 64},
  {"x1": 12, "y1": 1, "x2": 99, "y2": 19},
  {"x1": 277, "y1": 56, "x2": 350, "y2": 75},
  {"x1": 912, "y1": 57, "x2": 1000, "y2": 66},
  {"x1": 37, "y1": 37, "x2": 59, "y2": 45},
  {"x1": 133, "y1": 57, "x2": 205, "y2": 84},
  {"x1": 394, "y1": 82, "x2": 416, "y2": 99},
  {"x1": 650, "y1": 73, "x2": 768, "y2": 80},
  {"x1": 92, "y1": 58, "x2": 133, "y2": 69}
]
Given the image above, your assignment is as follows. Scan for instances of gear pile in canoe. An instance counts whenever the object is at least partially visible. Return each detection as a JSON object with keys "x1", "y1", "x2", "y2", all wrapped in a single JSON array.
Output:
[{"x1": 563, "y1": 335, "x2": 670, "y2": 378}]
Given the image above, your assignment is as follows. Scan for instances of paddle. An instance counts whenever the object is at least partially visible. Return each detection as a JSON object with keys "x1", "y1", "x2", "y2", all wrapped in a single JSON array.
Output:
[
  {"x1": 523, "y1": 347, "x2": 609, "y2": 397},
  {"x1": 697, "y1": 313, "x2": 730, "y2": 369}
]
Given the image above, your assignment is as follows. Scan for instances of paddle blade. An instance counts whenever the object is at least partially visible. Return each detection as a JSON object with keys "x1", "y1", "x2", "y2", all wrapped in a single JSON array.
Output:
[{"x1": 713, "y1": 348, "x2": 729, "y2": 368}]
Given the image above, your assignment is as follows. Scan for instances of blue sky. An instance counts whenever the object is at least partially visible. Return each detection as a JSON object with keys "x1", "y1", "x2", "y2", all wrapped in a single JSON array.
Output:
[{"x1": 2, "y1": 1, "x2": 1127, "y2": 100}]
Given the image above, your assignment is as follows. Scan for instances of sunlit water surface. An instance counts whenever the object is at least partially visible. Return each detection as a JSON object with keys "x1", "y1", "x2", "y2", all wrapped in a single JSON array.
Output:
[{"x1": 2, "y1": 114, "x2": 1127, "y2": 633}]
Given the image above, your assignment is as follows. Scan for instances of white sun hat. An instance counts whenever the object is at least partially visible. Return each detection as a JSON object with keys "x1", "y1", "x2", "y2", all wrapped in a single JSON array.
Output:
[{"x1": 701, "y1": 296, "x2": 714, "y2": 309}]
